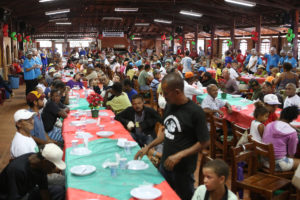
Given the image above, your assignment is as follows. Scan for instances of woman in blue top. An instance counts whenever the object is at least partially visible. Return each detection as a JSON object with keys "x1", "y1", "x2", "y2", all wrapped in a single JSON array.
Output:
[{"x1": 284, "y1": 50, "x2": 297, "y2": 69}]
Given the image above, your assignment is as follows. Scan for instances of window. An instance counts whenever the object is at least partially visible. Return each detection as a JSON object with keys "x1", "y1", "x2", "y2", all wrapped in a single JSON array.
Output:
[
  {"x1": 222, "y1": 40, "x2": 229, "y2": 56},
  {"x1": 197, "y1": 39, "x2": 204, "y2": 54},
  {"x1": 239, "y1": 40, "x2": 248, "y2": 55},
  {"x1": 260, "y1": 39, "x2": 270, "y2": 54},
  {"x1": 69, "y1": 40, "x2": 90, "y2": 48},
  {"x1": 39, "y1": 41, "x2": 52, "y2": 48}
]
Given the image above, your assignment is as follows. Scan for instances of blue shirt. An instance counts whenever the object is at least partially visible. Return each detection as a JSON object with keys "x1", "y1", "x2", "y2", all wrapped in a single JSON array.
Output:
[
  {"x1": 257, "y1": 57, "x2": 263, "y2": 65},
  {"x1": 264, "y1": 54, "x2": 280, "y2": 72},
  {"x1": 279, "y1": 56, "x2": 287, "y2": 65},
  {"x1": 284, "y1": 57, "x2": 297, "y2": 68},
  {"x1": 198, "y1": 66, "x2": 207, "y2": 72},
  {"x1": 29, "y1": 110, "x2": 47, "y2": 141},
  {"x1": 126, "y1": 88, "x2": 138, "y2": 102},
  {"x1": 244, "y1": 54, "x2": 251, "y2": 65},
  {"x1": 34, "y1": 57, "x2": 42, "y2": 78},
  {"x1": 23, "y1": 58, "x2": 36, "y2": 80},
  {"x1": 135, "y1": 60, "x2": 142, "y2": 67},
  {"x1": 225, "y1": 56, "x2": 232, "y2": 66},
  {"x1": 40, "y1": 53, "x2": 48, "y2": 66},
  {"x1": 79, "y1": 50, "x2": 86, "y2": 56}
]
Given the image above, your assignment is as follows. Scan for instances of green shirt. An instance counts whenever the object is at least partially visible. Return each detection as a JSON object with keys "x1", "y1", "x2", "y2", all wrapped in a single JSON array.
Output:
[
  {"x1": 106, "y1": 92, "x2": 132, "y2": 114},
  {"x1": 251, "y1": 88, "x2": 263, "y2": 101},
  {"x1": 138, "y1": 70, "x2": 149, "y2": 87}
]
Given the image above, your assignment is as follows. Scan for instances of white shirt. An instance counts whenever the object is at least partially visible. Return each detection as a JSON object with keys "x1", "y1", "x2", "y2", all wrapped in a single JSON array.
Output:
[
  {"x1": 248, "y1": 55, "x2": 258, "y2": 73},
  {"x1": 284, "y1": 95, "x2": 300, "y2": 109},
  {"x1": 228, "y1": 68, "x2": 239, "y2": 80},
  {"x1": 192, "y1": 185, "x2": 238, "y2": 200},
  {"x1": 10, "y1": 132, "x2": 38, "y2": 159},
  {"x1": 37, "y1": 83, "x2": 46, "y2": 92},
  {"x1": 100, "y1": 80, "x2": 113, "y2": 98},
  {"x1": 184, "y1": 81, "x2": 203, "y2": 100},
  {"x1": 159, "y1": 67, "x2": 167, "y2": 75},
  {"x1": 111, "y1": 62, "x2": 121, "y2": 72},
  {"x1": 250, "y1": 120, "x2": 263, "y2": 142},
  {"x1": 201, "y1": 94, "x2": 226, "y2": 111},
  {"x1": 181, "y1": 56, "x2": 193, "y2": 73}
]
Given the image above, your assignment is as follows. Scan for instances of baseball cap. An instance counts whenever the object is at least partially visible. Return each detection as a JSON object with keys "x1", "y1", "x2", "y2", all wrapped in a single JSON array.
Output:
[
  {"x1": 264, "y1": 94, "x2": 281, "y2": 105},
  {"x1": 49, "y1": 68, "x2": 56, "y2": 73},
  {"x1": 258, "y1": 65, "x2": 265, "y2": 69},
  {"x1": 185, "y1": 72, "x2": 194, "y2": 79},
  {"x1": 14, "y1": 109, "x2": 36, "y2": 123},
  {"x1": 41, "y1": 143, "x2": 66, "y2": 170},
  {"x1": 26, "y1": 91, "x2": 45, "y2": 103}
]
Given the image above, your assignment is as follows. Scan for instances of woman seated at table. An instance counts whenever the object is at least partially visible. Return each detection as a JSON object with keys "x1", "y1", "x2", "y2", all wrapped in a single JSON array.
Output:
[
  {"x1": 66, "y1": 72, "x2": 84, "y2": 89},
  {"x1": 262, "y1": 106, "x2": 300, "y2": 171},
  {"x1": 274, "y1": 62, "x2": 299, "y2": 91},
  {"x1": 103, "y1": 82, "x2": 132, "y2": 114}
]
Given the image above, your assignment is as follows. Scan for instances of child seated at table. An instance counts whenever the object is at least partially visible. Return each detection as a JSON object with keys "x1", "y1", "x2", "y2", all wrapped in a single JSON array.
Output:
[
  {"x1": 192, "y1": 159, "x2": 238, "y2": 200},
  {"x1": 254, "y1": 65, "x2": 267, "y2": 77},
  {"x1": 250, "y1": 101, "x2": 269, "y2": 142}
]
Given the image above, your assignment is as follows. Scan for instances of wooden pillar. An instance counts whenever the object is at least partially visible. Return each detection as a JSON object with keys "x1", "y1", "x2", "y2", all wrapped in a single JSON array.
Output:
[
  {"x1": 278, "y1": 33, "x2": 282, "y2": 52},
  {"x1": 216, "y1": 36, "x2": 220, "y2": 58},
  {"x1": 292, "y1": 9, "x2": 299, "y2": 60},
  {"x1": 210, "y1": 25, "x2": 215, "y2": 58},
  {"x1": 195, "y1": 24, "x2": 199, "y2": 54},
  {"x1": 256, "y1": 15, "x2": 262, "y2": 52},
  {"x1": 230, "y1": 19, "x2": 235, "y2": 49},
  {"x1": 171, "y1": 26, "x2": 175, "y2": 53},
  {"x1": 181, "y1": 32, "x2": 185, "y2": 53}
]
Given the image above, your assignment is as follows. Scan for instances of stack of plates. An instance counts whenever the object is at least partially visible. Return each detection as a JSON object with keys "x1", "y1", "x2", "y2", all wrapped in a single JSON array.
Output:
[
  {"x1": 130, "y1": 186, "x2": 162, "y2": 200},
  {"x1": 117, "y1": 138, "x2": 138, "y2": 148},
  {"x1": 127, "y1": 160, "x2": 149, "y2": 170},
  {"x1": 70, "y1": 165, "x2": 96, "y2": 176},
  {"x1": 70, "y1": 147, "x2": 91, "y2": 156},
  {"x1": 96, "y1": 131, "x2": 114, "y2": 137}
]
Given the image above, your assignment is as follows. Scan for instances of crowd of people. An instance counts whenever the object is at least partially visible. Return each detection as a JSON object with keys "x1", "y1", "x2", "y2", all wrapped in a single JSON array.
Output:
[{"x1": 0, "y1": 44, "x2": 299, "y2": 200}]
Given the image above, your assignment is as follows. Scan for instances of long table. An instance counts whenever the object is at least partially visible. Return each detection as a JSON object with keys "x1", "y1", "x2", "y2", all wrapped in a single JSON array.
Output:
[{"x1": 63, "y1": 91, "x2": 180, "y2": 200}]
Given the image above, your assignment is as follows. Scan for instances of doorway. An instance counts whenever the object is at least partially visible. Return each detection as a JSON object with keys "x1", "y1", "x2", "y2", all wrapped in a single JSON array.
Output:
[{"x1": 55, "y1": 43, "x2": 63, "y2": 57}]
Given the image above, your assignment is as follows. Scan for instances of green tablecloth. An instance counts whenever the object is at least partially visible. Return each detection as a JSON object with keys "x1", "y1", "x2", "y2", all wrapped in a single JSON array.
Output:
[
  {"x1": 65, "y1": 138, "x2": 164, "y2": 200},
  {"x1": 196, "y1": 93, "x2": 253, "y2": 106},
  {"x1": 69, "y1": 98, "x2": 105, "y2": 111}
]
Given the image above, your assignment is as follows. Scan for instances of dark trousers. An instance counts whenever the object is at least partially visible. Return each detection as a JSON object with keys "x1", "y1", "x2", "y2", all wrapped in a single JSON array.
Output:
[
  {"x1": 25, "y1": 79, "x2": 37, "y2": 95},
  {"x1": 28, "y1": 185, "x2": 65, "y2": 200},
  {"x1": 130, "y1": 131, "x2": 154, "y2": 147},
  {"x1": 159, "y1": 164, "x2": 195, "y2": 200}
]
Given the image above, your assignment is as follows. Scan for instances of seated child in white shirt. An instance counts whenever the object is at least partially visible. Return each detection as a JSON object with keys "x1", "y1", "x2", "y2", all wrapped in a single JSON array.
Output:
[{"x1": 250, "y1": 101, "x2": 269, "y2": 142}]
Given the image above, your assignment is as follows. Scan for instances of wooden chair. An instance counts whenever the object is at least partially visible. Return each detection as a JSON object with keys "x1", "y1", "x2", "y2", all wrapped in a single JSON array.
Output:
[
  {"x1": 198, "y1": 151, "x2": 213, "y2": 186},
  {"x1": 210, "y1": 115, "x2": 233, "y2": 160},
  {"x1": 231, "y1": 122, "x2": 251, "y2": 146},
  {"x1": 231, "y1": 143, "x2": 291, "y2": 200},
  {"x1": 252, "y1": 140, "x2": 294, "y2": 179}
]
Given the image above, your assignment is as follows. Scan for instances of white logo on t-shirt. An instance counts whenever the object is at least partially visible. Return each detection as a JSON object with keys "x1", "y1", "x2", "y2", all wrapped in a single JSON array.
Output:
[{"x1": 164, "y1": 115, "x2": 182, "y2": 140}]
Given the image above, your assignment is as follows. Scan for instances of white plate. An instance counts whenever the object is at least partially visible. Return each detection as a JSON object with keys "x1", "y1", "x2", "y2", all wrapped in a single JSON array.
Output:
[
  {"x1": 85, "y1": 119, "x2": 97, "y2": 124},
  {"x1": 70, "y1": 147, "x2": 92, "y2": 156},
  {"x1": 117, "y1": 139, "x2": 138, "y2": 148},
  {"x1": 70, "y1": 165, "x2": 96, "y2": 176},
  {"x1": 96, "y1": 131, "x2": 114, "y2": 137},
  {"x1": 70, "y1": 121, "x2": 86, "y2": 126},
  {"x1": 127, "y1": 160, "x2": 149, "y2": 170},
  {"x1": 291, "y1": 121, "x2": 300, "y2": 127},
  {"x1": 98, "y1": 112, "x2": 109, "y2": 116},
  {"x1": 130, "y1": 186, "x2": 161, "y2": 200},
  {"x1": 75, "y1": 132, "x2": 93, "y2": 139},
  {"x1": 231, "y1": 94, "x2": 241, "y2": 98}
]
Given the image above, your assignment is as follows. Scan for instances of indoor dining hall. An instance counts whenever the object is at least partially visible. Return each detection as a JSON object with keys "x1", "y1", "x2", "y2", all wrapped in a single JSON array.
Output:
[{"x1": 1, "y1": 0, "x2": 300, "y2": 199}]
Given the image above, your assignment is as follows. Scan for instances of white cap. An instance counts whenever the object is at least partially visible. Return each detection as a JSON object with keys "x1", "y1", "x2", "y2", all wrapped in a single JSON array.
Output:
[
  {"x1": 264, "y1": 94, "x2": 281, "y2": 105},
  {"x1": 88, "y1": 58, "x2": 93, "y2": 62},
  {"x1": 49, "y1": 68, "x2": 56, "y2": 73},
  {"x1": 41, "y1": 143, "x2": 66, "y2": 170},
  {"x1": 14, "y1": 109, "x2": 36, "y2": 123}
]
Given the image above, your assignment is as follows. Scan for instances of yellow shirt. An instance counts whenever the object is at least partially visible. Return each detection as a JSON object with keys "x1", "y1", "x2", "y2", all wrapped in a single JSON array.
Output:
[{"x1": 106, "y1": 92, "x2": 132, "y2": 114}]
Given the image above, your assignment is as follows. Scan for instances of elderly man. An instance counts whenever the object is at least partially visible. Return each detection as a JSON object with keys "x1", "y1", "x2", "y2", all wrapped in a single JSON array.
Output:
[
  {"x1": 23, "y1": 51, "x2": 38, "y2": 95},
  {"x1": 264, "y1": 47, "x2": 280, "y2": 73},
  {"x1": 258, "y1": 82, "x2": 283, "y2": 108},
  {"x1": 278, "y1": 49, "x2": 287, "y2": 71},
  {"x1": 0, "y1": 143, "x2": 65, "y2": 200},
  {"x1": 138, "y1": 64, "x2": 153, "y2": 91},
  {"x1": 222, "y1": 69, "x2": 239, "y2": 94},
  {"x1": 201, "y1": 84, "x2": 232, "y2": 116},
  {"x1": 100, "y1": 74, "x2": 113, "y2": 97},
  {"x1": 46, "y1": 67, "x2": 56, "y2": 86},
  {"x1": 135, "y1": 73, "x2": 209, "y2": 200},
  {"x1": 284, "y1": 83, "x2": 300, "y2": 109},
  {"x1": 115, "y1": 94, "x2": 161, "y2": 147}
]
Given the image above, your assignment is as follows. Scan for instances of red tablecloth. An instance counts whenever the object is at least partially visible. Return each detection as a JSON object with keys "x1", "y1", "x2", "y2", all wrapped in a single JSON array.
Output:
[
  {"x1": 240, "y1": 76, "x2": 266, "y2": 84},
  {"x1": 62, "y1": 109, "x2": 180, "y2": 200}
]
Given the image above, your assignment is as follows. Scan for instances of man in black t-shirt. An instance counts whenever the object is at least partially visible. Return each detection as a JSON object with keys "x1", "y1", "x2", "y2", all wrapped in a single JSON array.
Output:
[
  {"x1": 135, "y1": 73, "x2": 209, "y2": 200},
  {"x1": 0, "y1": 143, "x2": 66, "y2": 200}
]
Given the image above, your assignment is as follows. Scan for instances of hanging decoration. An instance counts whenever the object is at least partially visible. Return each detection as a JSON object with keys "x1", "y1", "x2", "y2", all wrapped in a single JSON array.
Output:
[
  {"x1": 23, "y1": 39, "x2": 27, "y2": 43},
  {"x1": 10, "y1": 32, "x2": 17, "y2": 41},
  {"x1": 161, "y1": 34, "x2": 166, "y2": 41},
  {"x1": 17, "y1": 34, "x2": 22, "y2": 42},
  {"x1": 177, "y1": 36, "x2": 183, "y2": 43},
  {"x1": 251, "y1": 31, "x2": 259, "y2": 42},
  {"x1": 191, "y1": 41, "x2": 196, "y2": 46},
  {"x1": 286, "y1": 28, "x2": 295, "y2": 43},
  {"x1": 169, "y1": 35, "x2": 173, "y2": 41},
  {"x1": 97, "y1": 34, "x2": 103, "y2": 40},
  {"x1": 2, "y1": 24, "x2": 9, "y2": 37},
  {"x1": 207, "y1": 40, "x2": 211, "y2": 48},
  {"x1": 226, "y1": 39, "x2": 232, "y2": 47},
  {"x1": 25, "y1": 36, "x2": 31, "y2": 42},
  {"x1": 129, "y1": 35, "x2": 135, "y2": 40}
]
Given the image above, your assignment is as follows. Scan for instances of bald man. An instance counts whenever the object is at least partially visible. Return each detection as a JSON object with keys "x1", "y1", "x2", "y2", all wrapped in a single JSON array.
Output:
[
  {"x1": 284, "y1": 83, "x2": 300, "y2": 109},
  {"x1": 135, "y1": 73, "x2": 209, "y2": 200},
  {"x1": 201, "y1": 84, "x2": 232, "y2": 116}
]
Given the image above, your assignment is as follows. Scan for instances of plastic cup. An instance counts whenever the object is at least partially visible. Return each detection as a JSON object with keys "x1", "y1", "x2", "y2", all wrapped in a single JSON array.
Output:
[
  {"x1": 124, "y1": 141, "x2": 131, "y2": 155},
  {"x1": 72, "y1": 140, "x2": 78, "y2": 148},
  {"x1": 83, "y1": 137, "x2": 89, "y2": 149},
  {"x1": 110, "y1": 163, "x2": 118, "y2": 177},
  {"x1": 98, "y1": 125, "x2": 105, "y2": 130},
  {"x1": 119, "y1": 158, "x2": 127, "y2": 170}
]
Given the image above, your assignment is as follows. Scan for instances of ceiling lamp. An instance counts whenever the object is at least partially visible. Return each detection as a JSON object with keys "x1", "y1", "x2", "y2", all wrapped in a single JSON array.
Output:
[
  {"x1": 39, "y1": 0, "x2": 55, "y2": 2},
  {"x1": 179, "y1": 10, "x2": 203, "y2": 17},
  {"x1": 102, "y1": 17, "x2": 123, "y2": 21},
  {"x1": 134, "y1": 23, "x2": 150, "y2": 26},
  {"x1": 56, "y1": 22, "x2": 72, "y2": 25},
  {"x1": 45, "y1": 9, "x2": 70, "y2": 15},
  {"x1": 115, "y1": 8, "x2": 139, "y2": 12},
  {"x1": 154, "y1": 19, "x2": 172, "y2": 24},
  {"x1": 224, "y1": 0, "x2": 256, "y2": 7}
]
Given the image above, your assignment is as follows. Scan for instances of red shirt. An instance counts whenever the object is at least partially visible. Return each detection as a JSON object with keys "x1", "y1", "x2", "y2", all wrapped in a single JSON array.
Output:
[
  {"x1": 263, "y1": 112, "x2": 278, "y2": 126},
  {"x1": 13, "y1": 63, "x2": 22, "y2": 73},
  {"x1": 236, "y1": 53, "x2": 245, "y2": 64}
]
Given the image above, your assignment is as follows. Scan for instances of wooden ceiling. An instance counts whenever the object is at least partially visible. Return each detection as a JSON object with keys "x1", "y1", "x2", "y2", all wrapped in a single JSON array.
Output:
[{"x1": 1, "y1": 0, "x2": 300, "y2": 38}]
